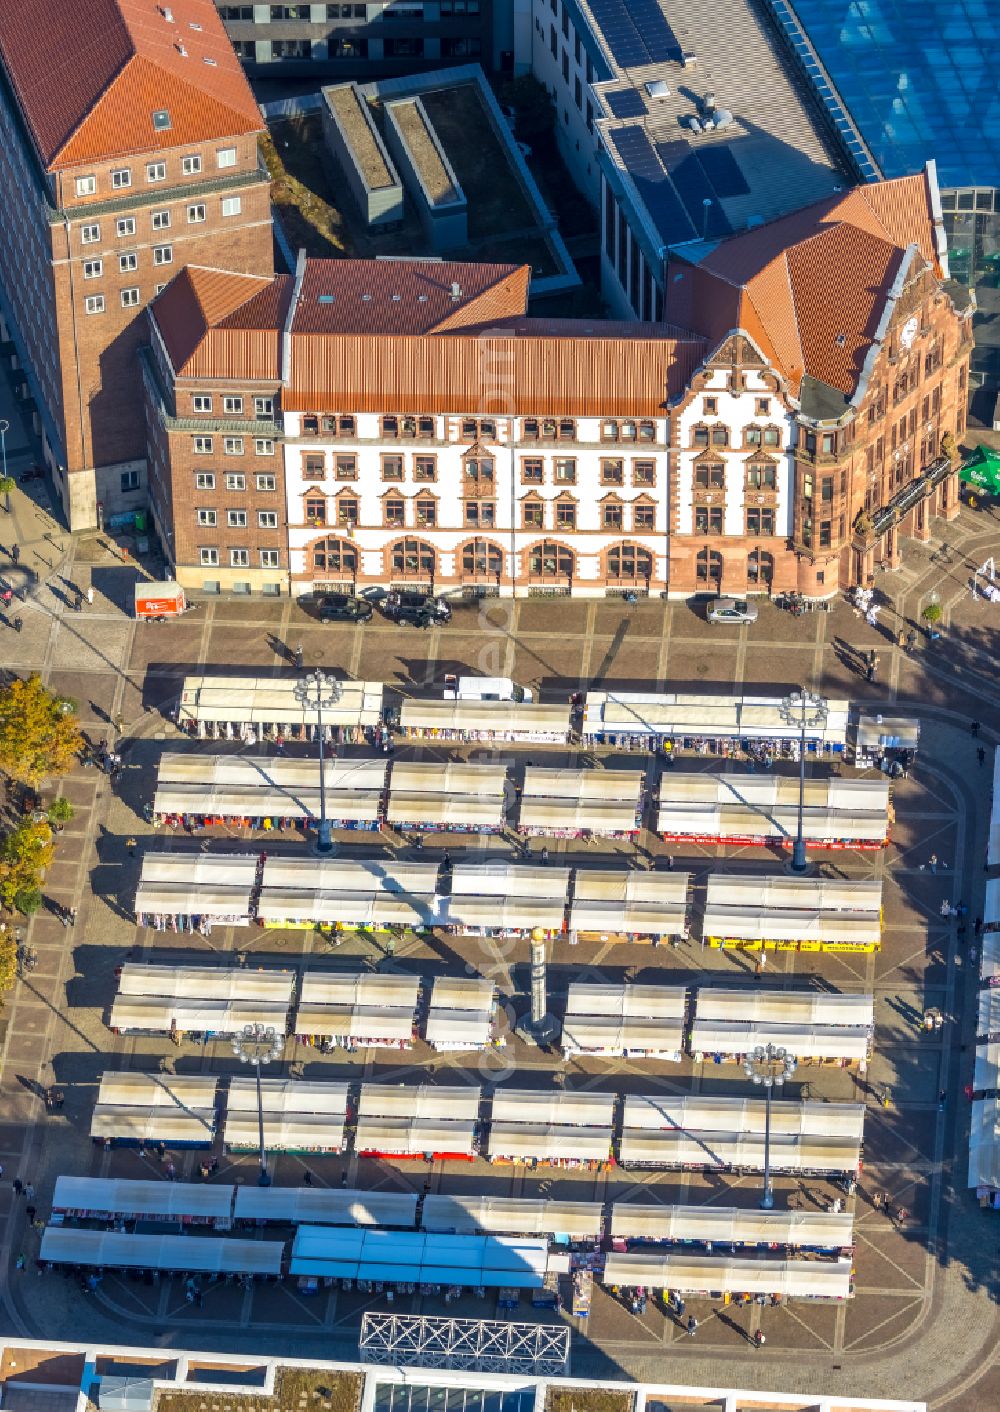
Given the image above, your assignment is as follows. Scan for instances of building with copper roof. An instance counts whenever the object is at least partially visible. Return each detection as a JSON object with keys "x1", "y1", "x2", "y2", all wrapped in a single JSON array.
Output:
[
  {"x1": 0, "y1": 0, "x2": 274, "y2": 530},
  {"x1": 142, "y1": 165, "x2": 970, "y2": 601}
]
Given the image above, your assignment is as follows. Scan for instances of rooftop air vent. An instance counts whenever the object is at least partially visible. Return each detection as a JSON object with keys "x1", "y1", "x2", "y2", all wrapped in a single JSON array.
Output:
[
  {"x1": 361, "y1": 293, "x2": 372, "y2": 301},
  {"x1": 161, "y1": 6, "x2": 174, "y2": 20},
  {"x1": 392, "y1": 294, "x2": 401, "y2": 301},
  {"x1": 646, "y1": 79, "x2": 670, "y2": 100},
  {"x1": 682, "y1": 53, "x2": 697, "y2": 66},
  {"x1": 189, "y1": 20, "x2": 202, "y2": 29},
  {"x1": 417, "y1": 294, "x2": 428, "y2": 302},
  {"x1": 203, "y1": 56, "x2": 217, "y2": 65},
  {"x1": 176, "y1": 41, "x2": 187, "y2": 56}
]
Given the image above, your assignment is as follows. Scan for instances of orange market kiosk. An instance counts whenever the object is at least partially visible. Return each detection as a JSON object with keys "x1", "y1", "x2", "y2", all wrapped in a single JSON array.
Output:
[
  {"x1": 517, "y1": 767, "x2": 644, "y2": 840},
  {"x1": 177, "y1": 675, "x2": 385, "y2": 745},
  {"x1": 398, "y1": 697, "x2": 572, "y2": 745},
  {"x1": 618, "y1": 1095, "x2": 864, "y2": 1176},
  {"x1": 256, "y1": 857, "x2": 439, "y2": 935},
  {"x1": 487, "y1": 1089, "x2": 614, "y2": 1170},
  {"x1": 223, "y1": 1078, "x2": 348, "y2": 1155},
  {"x1": 440, "y1": 862, "x2": 571, "y2": 939},
  {"x1": 425, "y1": 976, "x2": 498, "y2": 1052},
  {"x1": 134, "y1": 852, "x2": 258, "y2": 933},
  {"x1": 602, "y1": 1251, "x2": 853, "y2": 1301},
  {"x1": 151, "y1": 754, "x2": 386, "y2": 833},
  {"x1": 561, "y1": 983, "x2": 686, "y2": 1061},
  {"x1": 293, "y1": 971, "x2": 420, "y2": 1051},
  {"x1": 658, "y1": 775, "x2": 891, "y2": 850},
  {"x1": 385, "y1": 760, "x2": 507, "y2": 835},
  {"x1": 90, "y1": 1072, "x2": 219, "y2": 1149},
  {"x1": 51, "y1": 1176, "x2": 236, "y2": 1229},
  {"x1": 702, "y1": 875, "x2": 883, "y2": 954},
  {"x1": 688, "y1": 988, "x2": 874, "y2": 1068},
  {"x1": 581, "y1": 691, "x2": 850, "y2": 756},
  {"x1": 40, "y1": 1228, "x2": 283, "y2": 1278},
  {"x1": 110, "y1": 963, "x2": 295, "y2": 1039},
  {"x1": 421, "y1": 1194, "x2": 603, "y2": 1243},
  {"x1": 355, "y1": 1083, "x2": 480, "y2": 1161},
  {"x1": 609, "y1": 1204, "x2": 854, "y2": 1255},
  {"x1": 568, "y1": 869, "x2": 690, "y2": 945},
  {"x1": 234, "y1": 1187, "x2": 418, "y2": 1228},
  {"x1": 970, "y1": 1097, "x2": 1000, "y2": 1210}
]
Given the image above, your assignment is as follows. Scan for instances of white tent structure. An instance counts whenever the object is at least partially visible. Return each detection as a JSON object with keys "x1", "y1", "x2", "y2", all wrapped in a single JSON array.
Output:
[
  {"x1": 134, "y1": 853, "x2": 258, "y2": 928},
  {"x1": 852, "y1": 711, "x2": 919, "y2": 767},
  {"x1": 40, "y1": 1228, "x2": 283, "y2": 1276},
  {"x1": 224, "y1": 1078, "x2": 348, "y2": 1153},
  {"x1": 421, "y1": 1194, "x2": 603, "y2": 1240},
  {"x1": 689, "y1": 987, "x2": 873, "y2": 1064},
  {"x1": 974, "y1": 1042, "x2": 1000, "y2": 1092},
  {"x1": 562, "y1": 983, "x2": 686, "y2": 1060},
  {"x1": 234, "y1": 1187, "x2": 418, "y2": 1227},
  {"x1": 702, "y1": 875, "x2": 884, "y2": 953},
  {"x1": 399, "y1": 698, "x2": 571, "y2": 744},
  {"x1": 441, "y1": 862, "x2": 571, "y2": 936},
  {"x1": 487, "y1": 1089, "x2": 614, "y2": 1165},
  {"x1": 568, "y1": 869, "x2": 690, "y2": 944},
  {"x1": 969, "y1": 1097, "x2": 1000, "y2": 1195},
  {"x1": 602, "y1": 1251, "x2": 853, "y2": 1300},
  {"x1": 294, "y1": 972, "x2": 419, "y2": 1048},
  {"x1": 990, "y1": 752, "x2": 1000, "y2": 869},
  {"x1": 152, "y1": 753, "x2": 386, "y2": 828},
  {"x1": 90, "y1": 1072, "x2": 219, "y2": 1146},
  {"x1": 657, "y1": 775, "x2": 890, "y2": 849},
  {"x1": 355, "y1": 1083, "x2": 480, "y2": 1159},
  {"x1": 582, "y1": 691, "x2": 850, "y2": 750},
  {"x1": 385, "y1": 761, "x2": 507, "y2": 833},
  {"x1": 257, "y1": 857, "x2": 439, "y2": 932},
  {"x1": 977, "y1": 989, "x2": 1000, "y2": 1040},
  {"x1": 425, "y1": 976, "x2": 496, "y2": 1051},
  {"x1": 52, "y1": 1177, "x2": 235, "y2": 1227},
  {"x1": 110, "y1": 963, "x2": 295, "y2": 1037},
  {"x1": 609, "y1": 1203, "x2": 853, "y2": 1251},
  {"x1": 517, "y1": 767, "x2": 643, "y2": 838},
  {"x1": 177, "y1": 675, "x2": 383, "y2": 742},
  {"x1": 290, "y1": 1227, "x2": 551, "y2": 1288}
]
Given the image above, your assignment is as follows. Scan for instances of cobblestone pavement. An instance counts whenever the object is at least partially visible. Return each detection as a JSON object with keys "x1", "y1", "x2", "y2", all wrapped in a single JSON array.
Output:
[{"x1": 0, "y1": 479, "x2": 999, "y2": 1407}]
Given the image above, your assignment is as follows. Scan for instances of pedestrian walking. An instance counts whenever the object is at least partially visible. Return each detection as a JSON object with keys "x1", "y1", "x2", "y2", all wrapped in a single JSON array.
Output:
[
  {"x1": 73, "y1": 592, "x2": 83, "y2": 612},
  {"x1": 13, "y1": 616, "x2": 22, "y2": 633},
  {"x1": 303, "y1": 1170, "x2": 314, "y2": 1186},
  {"x1": 294, "y1": 644, "x2": 304, "y2": 670},
  {"x1": 756, "y1": 952, "x2": 767, "y2": 975},
  {"x1": 686, "y1": 1315, "x2": 698, "y2": 1337},
  {"x1": 25, "y1": 1205, "x2": 36, "y2": 1224},
  {"x1": 10, "y1": 543, "x2": 19, "y2": 564},
  {"x1": 126, "y1": 837, "x2": 137, "y2": 857},
  {"x1": 15, "y1": 1254, "x2": 25, "y2": 1272},
  {"x1": 68, "y1": 907, "x2": 78, "y2": 927},
  {"x1": 12, "y1": 1178, "x2": 22, "y2": 1197},
  {"x1": 24, "y1": 1183, "x2": 34, "y2": 1201},
  {"x1": 872, "y1": 1190, "x2": 884, "y2": 1211},
  {"x1": 753, "y1": 1330, "x2": 766, "y2": 1349},
  {"x1": 540, "y1": 846, "x2": 549, "y2": 864},
  {"x1": 972, "y1": 720, "x2": 981, "y2": 737},
  {"x1": 978, "y1": 746, "x2": 986, "y2": 767},
  {"x1": 928, "y1": 853, "x2": 938, "y2": 875},
  {"x1": 85, "y1": 586, "x2": 94, "y2": 605},
  {"x1": 906, "y1": 628, "x2": 917, "y2": 651}
]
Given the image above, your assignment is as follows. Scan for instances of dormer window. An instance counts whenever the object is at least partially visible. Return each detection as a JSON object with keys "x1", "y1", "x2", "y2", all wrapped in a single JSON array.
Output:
[{"x1": 152, "y1": 109, "x2": 171, "y2": 131}]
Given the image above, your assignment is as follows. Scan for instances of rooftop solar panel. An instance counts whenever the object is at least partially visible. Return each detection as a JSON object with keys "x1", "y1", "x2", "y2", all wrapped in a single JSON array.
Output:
[
  {"x1": 605, "y1": 89, "x2": 646, "y2": 120},
  {"x1": 655, "y1": 143, "x2": 732, "y2": 238},
  {"x1": 613, "y1": 128, "x2": 697, "y2": 246},
  {"x1": 696, "y1": 145, "x2": 752, "y2": 199},
  {"x1": 589, "y1": 0, "x2": 680, "y2": 69}
]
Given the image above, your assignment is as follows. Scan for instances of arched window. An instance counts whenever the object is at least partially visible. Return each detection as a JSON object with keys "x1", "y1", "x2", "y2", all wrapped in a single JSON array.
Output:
[
  {"x1": 462, "y1": 539, "x2": 504, "y2": 577},
  {"x1": 528, "y1": 541, "x2": 574, "y2": 577},
  {"x1": 696, "y1": 547, "x2": 723, "y2": 584},
  {"x1": 747, "y1": 549, "x2": 774, "y2": 586},
  {"x1": 311, "y1": 537, "x2": 357, "y2": 575},
  {"x1": 390, "y1": 538, "x2": 435, "y2": 577},
  {"x1": 607, "y1": 543, "x2": 653, "y2": 582}
]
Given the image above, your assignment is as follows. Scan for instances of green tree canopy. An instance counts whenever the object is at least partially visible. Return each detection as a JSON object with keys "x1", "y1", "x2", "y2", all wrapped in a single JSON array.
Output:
[
  {"x1": 0, "y1": 817, "x2": 54, "y2": 912},
  {"x1": 0, "y1": 674, "x2": 82, "y2": 786}
]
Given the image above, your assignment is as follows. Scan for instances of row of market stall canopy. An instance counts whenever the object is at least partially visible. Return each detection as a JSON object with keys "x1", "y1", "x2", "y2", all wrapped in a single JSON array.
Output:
[
  {"x1": 970, "y1": 823, "x2": 1000, "y2": 1205},
  {"x1": 134, "y1": 853, "x2": 885, "y2": 953},
  {"x1": 150, "y1": 753, "x2": 892, "y2": 850},
  {"x1": 176, "y1": 675, "x2": 913, "y2": 764},
  {"x1": 89, "y1": 1072, "x2": 865, "y2": 1176}
]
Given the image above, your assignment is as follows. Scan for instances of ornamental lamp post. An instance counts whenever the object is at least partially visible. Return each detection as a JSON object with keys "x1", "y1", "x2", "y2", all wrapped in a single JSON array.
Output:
[
  {"x1": 292, "y1": 668, "x2": 343, "y2": 855},
  {"x1": 231, "y1": 1022, "x2": 283, "y2": 1186},
  {"x1": 744, "y1": 1042, "x2": 797, "y2": 1209},
  {"x1": 778, "y1": 688, "x2": 828, "y2": 873}
]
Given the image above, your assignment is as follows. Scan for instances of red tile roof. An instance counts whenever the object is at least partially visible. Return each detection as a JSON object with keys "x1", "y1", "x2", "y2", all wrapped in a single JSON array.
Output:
[
  {"x1": 151, "y1": 266, "x2": 292, "y2": 379},
  {"x1": 0, "y1": 0, "x2": 262, "y2": 171}
]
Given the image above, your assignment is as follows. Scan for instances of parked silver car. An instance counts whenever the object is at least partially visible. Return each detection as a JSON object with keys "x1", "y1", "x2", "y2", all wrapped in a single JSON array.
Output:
[{"x1": 707, "y1": 596, "x2": 759, "y2": 624}]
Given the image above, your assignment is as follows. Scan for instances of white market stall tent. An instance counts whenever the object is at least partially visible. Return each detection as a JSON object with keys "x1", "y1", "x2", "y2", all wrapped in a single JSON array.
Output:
[
  {"x1": 294, "y1": 971, "x2": 419, "y2": 1049},
  {"x1": 152, "y1": 753, "x2": 386, "y2": 829},
  {"x1": 290, "y1": 1226, "x2": 551, "y2": 1288},
  {"x1": 562, "y1": 983, "x2": 686, "y2": 1061},
  {"x1": 51, "y1": 1176, "x2": 235, "y2": 1227},
  {"x1": 134, "y1": 852, "x2": 258, "y2": 931},
  {"x1": 981, "y1": 932, "x2": 1000, "y2": 985},
  {"x1": 568, "y1": 869, "x2": 690, "y2": 943},
  {"x1": 224, "y1": 1078, "x2": 348, "y2": 1154},
  {"x1": 657, "y1": 774, "x2": 890, "y2": 850},
  {"x1": 702, "y1": 875, "x2": 884, "y2": 953},
  {"x1": 488, "y1": 1088, "x2": 615, "y2": 1166},
  {"x1": 234, "y1": 1187, "x2": 418, "y2": 1228},
  {"x1": 609, "y1": 1203, "x2": 853, "y2": 1252},
  {"x1": 424, "y1": 976, "x2": 497, "y2": 1051},
  {"x1": 978, "y1": 988, "x2": 1000, "y2": 1040},
  {"x1": 110, "y1": 963, "x2": 295, "y2": 1037},
  {"x1": 40, "y1": 1227, "x2": 283, "y2": 1276},
  {"x1": 969, "y1": 1097, "x2": 1000, "y2": 1202},
  {"x1": 582, "y1": 691, "x2": 850, "y2": 751},
  {"x1": 852, "y1": 710, "x2": 919, "y2": 768},
  {"x1": 421, "y1": 1194, "x2": 603, "y2": 1241},
  {"x1": 385, "y1": 760, "x2": 507, "y2": 834},
  {"x1": 257, "y1": 856, "x2": 439, "y2": 933},
  {"x1": 177, "y1": 675, "x2": 384, "y2": 744},
  {"x1": 355, "y1": 1083, "x2": 480, "y2": 1160},
  {"x1": 517, "y1": 767, "x2": 643, "y2": 839},
  {"x1": 689, "y1": 987, "x2": 874, "y2": 1065},
  {"x1": 990, "y1": 752, "x2": 1000, "y2": 869},
  {"x1": 602, "y1": 1251, "x2": 853, "y2": 1300},
  {"x1": 441, "y1": 862, "x2": 571, "y2": 937},
  {"x1": 399, "y1": 698, "x2": 572, "y2": 745},
  {"x1": 91, "y1": 1072, "x2": 219, "y2": 1147},
  {"x1": 974, "y1": 1042, "x2": 1000, "y2": 1092}
]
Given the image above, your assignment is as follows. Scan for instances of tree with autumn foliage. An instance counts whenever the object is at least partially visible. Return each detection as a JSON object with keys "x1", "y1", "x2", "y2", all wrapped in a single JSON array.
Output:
[
  {"x1": 0, "y1": 674, "x2": 82, "y2": 786},
  {"x1": 0, "y1": 817, "x2": 54, "y2": 913}
]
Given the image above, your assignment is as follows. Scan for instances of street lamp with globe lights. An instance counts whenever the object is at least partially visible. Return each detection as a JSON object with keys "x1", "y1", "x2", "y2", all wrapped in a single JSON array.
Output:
[
  {"x1": 778, "y1": 688, "x2": 828, "y2": 873},
  {"x1": 292, "y1": 668, "x2": 342, "y2": 855},
  {"x1": 744, "y1": 1042, "x2": 797, "y2": 1209},
  {"x1": 231, "y1": 1022, "x2": 283, "y2": 1185}
]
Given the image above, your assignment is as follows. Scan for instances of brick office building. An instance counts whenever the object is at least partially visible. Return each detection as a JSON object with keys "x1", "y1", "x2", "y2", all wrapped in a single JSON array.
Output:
[{"x1": 0, "y1": 0, "x2": 273, "y2": 530}]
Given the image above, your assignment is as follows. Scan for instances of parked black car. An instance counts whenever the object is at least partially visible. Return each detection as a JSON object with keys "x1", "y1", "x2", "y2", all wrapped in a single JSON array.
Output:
[
  {"x1": 380, "y1": 590, "x2": 452, "y2": 627},
  {"x1": 299, "y1": 591, "x2": 374, "y2": 624}
]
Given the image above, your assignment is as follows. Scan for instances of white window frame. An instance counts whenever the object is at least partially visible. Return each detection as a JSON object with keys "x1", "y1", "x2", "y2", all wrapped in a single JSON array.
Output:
[
  {"x1": 120, "y1": 287, "x2": 140, "y2": 308},
  {"x1": 217, "y1": 147, "x2": 237, "y2": 168},
  {"x1": 199, "y1": 547, "x2": 220, "y2": 567},
  {"x1": 76, "y1": 175, "x2": 96, "y2": 196},
  {"x1": 84, "y1": 294, "x2": 105, "y2": 315},
  {"x1": 256, "y1": 473, "x2": 277, "y2": 490},
  {"x1": 81, "y1": 223, "x2": 100, "y2": 244},
  {"x1": 197, "y1": 508, "x2": 217, "y2": 527},
  {"x1": 227, "y1": 509, "x2": 248, "y2": 528},
  {"x1": 223, "y1": 395, "x2": 244, "y2": 414},
  {"x1": 255, "y1": 440, "x2": 275, "y2": 457},
  {"x1": 254, "y1": 396, "x2": 274, "y2": 417},
  {"x1": 119, "y1": 252, "x2": 138, "y2": 273},
  {"x1": 260, "y1": 549, "x2": 280, "y2": 568},
  {"x1": 116, "y1": 217, "x2": 136, "y2": 238},
  {"x1": 193, "y1": 436, "x2": 214, "y2": 454},
  {"x1": 151, "y1": 209, "x2": 171, "y2": 230},
  {"x1": 153, "y1": 244, "x2": 172, "y2": 266},
  {"x1": 224, "y1": 472, "x2": 246, "y2": 491},
  {"x1": 229, "y1": 548, "x2": 250, "y2": 567},
  {"x1": 187, "y1": 203, "x2": 207, "y2": 224},
  {"x1": 195, "y1": 472, "x2": 215, "y2": 489},
  {"x1": 193, "y1": 395, "x2": 213, "y2": 413},
  {"x1": 83, "y1": 260, "x2": 103, "y2": 279},
  {"x1": 224, "y1": 437, "x2": 244, "y2": 455},
  {"x1": 182, "y1": 154, "x2": 203, "y2": 176},
  {"x1": 146, "y1": 161, "x2": 167, "y2": 183},
  {"x1": 111, "y1": 168, "x2": 131, "y2": 189},
  {"x1": 258, "y1": 510, "x2": 278, "y2": 529},
  {"x1": 221, "y1": 195, "x2": 242, "y2": 218}
]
